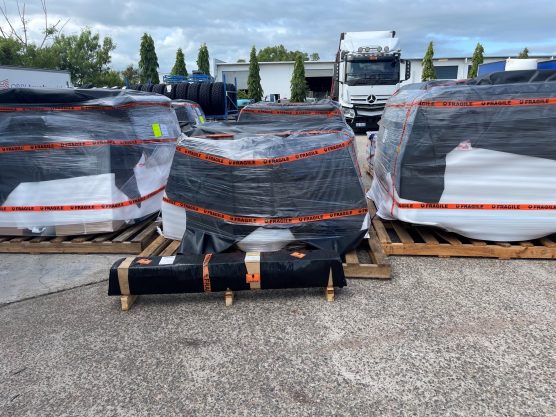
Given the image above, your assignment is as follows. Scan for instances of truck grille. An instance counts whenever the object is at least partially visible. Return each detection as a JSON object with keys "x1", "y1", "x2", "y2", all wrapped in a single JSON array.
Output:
[{"x1": 350, "y1": 94, "x2": 389, "y2": 112}]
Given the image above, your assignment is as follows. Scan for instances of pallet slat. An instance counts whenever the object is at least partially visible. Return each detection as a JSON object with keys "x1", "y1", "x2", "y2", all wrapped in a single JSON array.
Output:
[{"x1": 0, "y1": 218, "x2": 160, "y2": 254}]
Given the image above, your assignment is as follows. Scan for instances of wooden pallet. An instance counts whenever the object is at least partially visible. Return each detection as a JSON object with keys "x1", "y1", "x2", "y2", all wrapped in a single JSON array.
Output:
[
  {"x1": 0, "y1": 216, "x2": 159, "y2": 254},
  {"x1": 137, "y1": 232, "x2": 392, "y2": 280},
  {"x1": 373, "y1": 215, "x2": 556, "y2": 260}
]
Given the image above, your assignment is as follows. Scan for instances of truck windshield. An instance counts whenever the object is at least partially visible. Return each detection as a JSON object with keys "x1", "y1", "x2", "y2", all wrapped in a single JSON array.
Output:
[{"x1": 346, "y1": 58, "x2": 400, "y2": 86}]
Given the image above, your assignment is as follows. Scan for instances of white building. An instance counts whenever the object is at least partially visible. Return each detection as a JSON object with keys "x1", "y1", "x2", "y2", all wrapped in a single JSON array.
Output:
[
  {"x1": 0, "y1": 65, "x2": 71, "y2": 89},
  {"x1": 215, "y1": 55, "x2": 554, "y2": 99}
]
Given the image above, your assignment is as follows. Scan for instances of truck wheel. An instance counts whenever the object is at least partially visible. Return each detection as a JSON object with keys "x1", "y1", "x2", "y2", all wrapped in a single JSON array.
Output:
[
  {"x1": 134, "y1": 84, "x2": 143, "y2": 91},
  {"x1": 210, "y1": 82, "x2": 226, "y2": 115},
  {"x1": 198, "y1": 83, "x2": 212, "y2": 114},
  {"x1": 140, "y1": 84, "x2": 152, "y2": 92}
]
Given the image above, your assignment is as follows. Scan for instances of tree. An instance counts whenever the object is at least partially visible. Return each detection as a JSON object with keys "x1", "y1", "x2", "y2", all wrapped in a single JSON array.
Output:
[
  {"x1": 171, "y1": 48, "x2": 188, "y2": 76},
  {"x1": 90, "y1": 70, "x2": 123, "y2": 87},
  {"x1": 121, "y1": 64, "x2": 141, "y2": 84},
  {"x1": 0, "y1": 37, "x2": 24, "y2": 65},
  {"x1": 518, "y1": 47, "x2": 529, "y2": 58},
  {"x1": 196, "y1": 43, "x2": 210, "y2": 75},
  {"x1": 139, "y1": 33, "x2": 159, "y2": 84},
  {"x1": 247, "y1": 46, "x2": 263, "y2": 102},
  {"x1": 237, "y1": 58, "x2": 246, "y2": 63},
  {"x1": 310, "y1": 52, "x2": 320, "y2": 61},
  {"x1": 468, "y1": 42, "x2": 484, "y2": 78},
  {"x1": 257, "y1": 45, "x2": 309, "y2": 62},
  {"x1": 421, "y1": 41, "x2": 436, "y2": 81},
  {"x1": 290, "y1": 54, "x2": 308, "y2": 102},
  {"x1": 52, "y1": 28, "x2": 115, "y2": 85}
]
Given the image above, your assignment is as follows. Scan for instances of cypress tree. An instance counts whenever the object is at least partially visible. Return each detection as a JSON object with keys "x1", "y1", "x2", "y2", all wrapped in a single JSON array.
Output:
[
  {"x1": 421, "y1": 41, "x2": 436, "y2": 81},
  {"x1": 171, "y1": 48, "x2": 188, "y2": 76},
  {"x1": 290, "y1": 53, "x2": 308, "y2": 102},
  {"x1": 468, "y1": 42, "x2": 484, "y2": 78},
  {"x1": 139, "y1": 33, "x2": 159, "y2": 84},
  {"x1": 247, "y1": 46, "x2": 263, "y2": 102},
  {"x1": 518, "y1": 47, "x2": 529, "y2": 58},
  {"x1": 196, "y1": 43, "x2": 210, "y2": 75}
]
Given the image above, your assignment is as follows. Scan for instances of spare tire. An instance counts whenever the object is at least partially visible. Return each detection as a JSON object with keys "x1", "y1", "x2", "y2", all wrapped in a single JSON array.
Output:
[
  {"x1": 187, "y1": 83, "x2": 201, "y2": 104},
  {"x1": 152, "y1": 83, "x2": 166, "y2": 94},
  {"x1": 210, "y1": 82, "x2": 226, "y2": 115},
  {"x1": 175, "y1": 83, "x2": 189, "y2": 100},
  {"x1": 198, "y1": 83, "x2": 212, "y2": 114}
]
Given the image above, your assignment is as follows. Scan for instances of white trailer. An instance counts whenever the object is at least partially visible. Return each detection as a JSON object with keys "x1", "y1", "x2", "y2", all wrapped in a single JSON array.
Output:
[
  {"x1": 332, "y1": 31, "x2": 411, "y2": 129},
  {"x1": 0, "y1": 65, "x2": 71, "y2": 89}
]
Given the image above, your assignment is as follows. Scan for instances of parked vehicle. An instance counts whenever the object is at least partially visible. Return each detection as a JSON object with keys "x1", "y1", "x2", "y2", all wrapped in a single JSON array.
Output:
[{"x1": 331, "y1": 31, "x2": 411, "y2": 129}]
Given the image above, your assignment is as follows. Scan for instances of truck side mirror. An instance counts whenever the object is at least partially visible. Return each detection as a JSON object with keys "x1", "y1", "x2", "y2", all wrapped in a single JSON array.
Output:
[{"x1": 405, "y1": 60, "x2": 411, "y2": 81}]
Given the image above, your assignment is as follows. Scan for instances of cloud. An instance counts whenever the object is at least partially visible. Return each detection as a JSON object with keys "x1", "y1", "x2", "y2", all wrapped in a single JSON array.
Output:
[{"x1": 1, "y1": 0, "x2": 555, "y2": 72}]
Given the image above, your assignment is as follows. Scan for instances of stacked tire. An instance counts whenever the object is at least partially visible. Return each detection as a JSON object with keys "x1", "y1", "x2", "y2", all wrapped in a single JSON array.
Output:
[{"x1": 129, "y1": 82, "x2": 237, "y2": 116}]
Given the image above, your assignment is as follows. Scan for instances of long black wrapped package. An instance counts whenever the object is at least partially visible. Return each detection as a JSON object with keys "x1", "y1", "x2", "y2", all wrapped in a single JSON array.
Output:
[
  {"x1": 108, "y1": 249, "x2": 346, "y2": 295},
  {"x1": 369, "y1": 69, "x2": 556, "y2": 241},
  {"x1": 161, "y1": 100, "x2": 368, "y2": 255},
  {"x1": 0, "y1": 88, "x2": 179, "y2": 235}
]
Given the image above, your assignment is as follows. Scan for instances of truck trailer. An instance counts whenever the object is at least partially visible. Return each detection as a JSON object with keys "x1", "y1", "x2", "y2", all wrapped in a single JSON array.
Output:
[
  {"x1": 331, "y1": 31, "x2": 410, "y2": 130},
  {"x1": 0, "y1": 65, "x2": 71, "y2": 89}
]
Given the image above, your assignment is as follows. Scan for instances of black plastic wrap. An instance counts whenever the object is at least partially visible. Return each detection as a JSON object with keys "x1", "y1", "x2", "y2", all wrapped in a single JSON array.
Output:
[
  {"x1": 108, "y1": 249, "x2": 346, "y2": 295},
  {"x1": 161, "y1": 100, "x2": 368, "y2": 254},
  {"x1": 0, "y1": 88, "x2": 179, "y2": 235},
  {"x1": 369, "y1": 69, "x2": 556, "y2": 241}
]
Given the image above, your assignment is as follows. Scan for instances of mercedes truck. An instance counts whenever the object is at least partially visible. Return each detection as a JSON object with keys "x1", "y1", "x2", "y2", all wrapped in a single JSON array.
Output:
[{"x1": 331, "y1": 31, "x2": 410, "y2": 129}]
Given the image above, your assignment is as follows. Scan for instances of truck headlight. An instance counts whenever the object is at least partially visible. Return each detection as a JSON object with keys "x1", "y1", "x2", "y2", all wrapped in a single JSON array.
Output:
[{"x1": 342, "y1": 107, "x2": 356, "y2": 119}]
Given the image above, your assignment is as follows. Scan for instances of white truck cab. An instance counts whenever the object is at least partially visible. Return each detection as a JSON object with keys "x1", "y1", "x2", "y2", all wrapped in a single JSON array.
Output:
[{"x1": 332, "y1": 31, "x2": 410, "y2": 130}]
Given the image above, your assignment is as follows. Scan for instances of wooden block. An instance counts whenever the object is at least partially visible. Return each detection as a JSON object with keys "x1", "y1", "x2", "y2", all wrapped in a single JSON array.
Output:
[
  {"x1": 325, "y1": 271, "x2": 334, "y2": 302},
  {"x1": 225, "y1": 289, "x2": 234, "y2": 306},
  {"x1": 120, "y1": 295, "x2": 137, "y2": 311}
]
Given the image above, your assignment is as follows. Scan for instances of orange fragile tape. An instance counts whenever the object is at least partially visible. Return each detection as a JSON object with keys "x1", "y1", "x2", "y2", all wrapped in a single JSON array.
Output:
[
  {"x1": 0, "y1": 185, "x2": 165, "y2": 212},
  {"x1": 0, "y1": 101, "x2": 171, "y2": 113},
  {"x1": 176, "y1": 136, "x2": 353, "y2": 167},
  {"x1": 163, "y1": 197, "x2": 368, "y2": 224},
  {"x1": 0, "y1": 138, "x2": 175, "y2": 154},
  {"x1": 246, "y1": 273, "x2": 260, "y2": 283},
  {"x1": 240, "y1": 107, "x2": 342, "y2": 117},
  {"x1": 395, "y1": 201, "x2": 556, "y2": 210},
  {"x1": 202, "y1": 253, "x2": 212, "y2": 292},
  {"x1": 386, "y1": 97, "x2": 556, "y2": 109}
]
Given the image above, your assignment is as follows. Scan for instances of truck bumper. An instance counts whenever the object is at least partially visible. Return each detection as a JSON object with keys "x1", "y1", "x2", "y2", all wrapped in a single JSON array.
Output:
[{"x1": 347, "y1": 115, "x2": 380, "y2": 130}]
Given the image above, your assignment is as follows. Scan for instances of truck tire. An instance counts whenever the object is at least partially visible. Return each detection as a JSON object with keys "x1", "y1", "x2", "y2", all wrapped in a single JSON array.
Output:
[
  {"x1": 140, "y1": 84, "x2": 152, "y2": 92},
  {"x1": 129, "y1": 84, "x2": 140, "y2": 91},
  {"x1": 134, "y1": 84, "x2": 143, "y2": 91},
  {"x1": 198, "y1": 83, "x2": 212, "y2": 114},
  {"x1": 187, "y1": 83, "x2": 201, "y2": 104},
  {"x1": 164, "y1": 84, "x2": 176, "y2": 99},
  {"x1": 210, "y1": 82, "x2": 226, "y2": 115},
  {"x1": 175, "y1": 83, "x2": 189, "y2": 100},
  {"x1": 152, "y1": 83, "x2": 166, "y2": 94}
]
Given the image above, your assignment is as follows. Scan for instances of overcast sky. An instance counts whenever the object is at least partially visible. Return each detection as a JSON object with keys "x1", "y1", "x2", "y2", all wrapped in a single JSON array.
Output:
[{"x1": 4, "y1": 0, "x2": 556, "y2": 73}]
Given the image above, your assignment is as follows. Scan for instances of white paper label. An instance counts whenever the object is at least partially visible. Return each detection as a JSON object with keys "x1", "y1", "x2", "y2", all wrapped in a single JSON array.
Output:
[{"x1": 159, "y1": 256, "x2": 176, "y2": 265}]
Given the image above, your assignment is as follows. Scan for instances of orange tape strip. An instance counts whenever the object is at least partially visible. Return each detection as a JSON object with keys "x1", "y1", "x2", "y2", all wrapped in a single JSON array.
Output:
[
  {"x1": 395, "y1": 201, "x2": 556, "y2": 210},
  {"x1": 240, "y1": 108, "x2": 342, "y2": 117},
  {"x1": 163, "y1": 197, "x2": 367, "y2": 224},
  {"x1": 0, "y1": 101, "x2": 171, "y2": 113},
  {"x1": 0, "y1": 138, "x2": 176, "y2": 154},
  {"x1": 386, "y1": 97, "x2": 556, "y2": 109},
  {"x1": 176, "y1": 136, "x2": 353, "y2": 167},
  {"x1": 0, "y1": 185, "x2": 165, "y2": 212},
  {"x1": 202, "y1": 253, "x2": 212, "y2": 292}
]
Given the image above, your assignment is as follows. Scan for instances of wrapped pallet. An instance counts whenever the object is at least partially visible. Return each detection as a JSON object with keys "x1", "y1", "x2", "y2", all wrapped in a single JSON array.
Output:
[
  {"x1": 369, "y1": 69, "x2": 556, "y2": 241},
  {"x1": 162, "y1": 100, "x2": 368, "y2": 254},
  {"x1": 0, "y1": 88, "x2": 179, "y2": 235}
]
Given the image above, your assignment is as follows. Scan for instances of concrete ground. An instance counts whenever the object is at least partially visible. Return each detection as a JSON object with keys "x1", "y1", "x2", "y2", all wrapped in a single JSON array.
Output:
[{"x1": 0, "y1": 135, "x2": 555, "y2": 416}]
